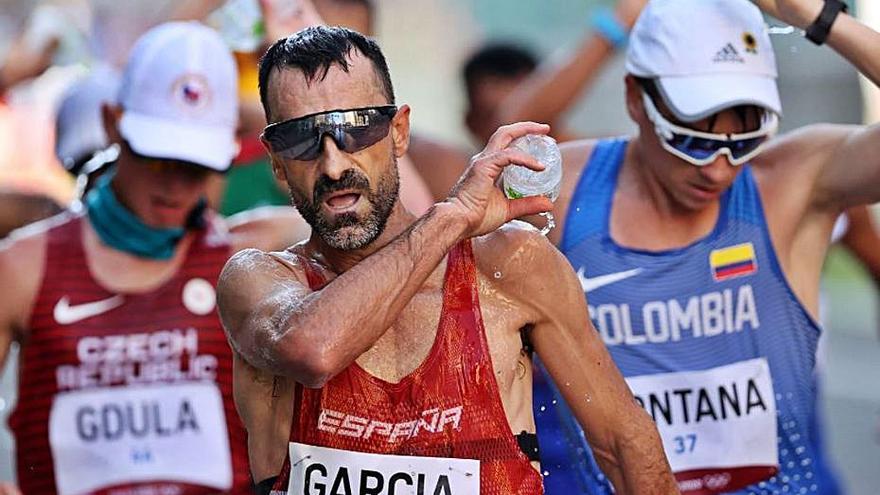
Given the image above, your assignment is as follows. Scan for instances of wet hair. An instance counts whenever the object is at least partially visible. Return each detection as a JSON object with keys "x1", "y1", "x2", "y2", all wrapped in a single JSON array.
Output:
[
  {"x1": 258, "y1": 25, "x2": 394, "y2": 123},
  {"x1": 462, "y1": 43, "x2": 538, "y2": 95},
  {"x1": 634, "y1": 76, "x2": 763, "y2": 133}
]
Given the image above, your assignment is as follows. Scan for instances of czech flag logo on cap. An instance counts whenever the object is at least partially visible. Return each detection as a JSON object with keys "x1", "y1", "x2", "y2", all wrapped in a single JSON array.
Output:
[{"x1": 710, "y1": 243, "x2": 757, "y2": 281}]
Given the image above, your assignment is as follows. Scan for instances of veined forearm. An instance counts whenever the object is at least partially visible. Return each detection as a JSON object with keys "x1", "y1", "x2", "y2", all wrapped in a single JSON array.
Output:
[
  {"x1": 273, "y1": 203, "x2": 467, "y2": 380},
  {"x1": 613, "y1": 422, "x2": 679, "y2": 494}
]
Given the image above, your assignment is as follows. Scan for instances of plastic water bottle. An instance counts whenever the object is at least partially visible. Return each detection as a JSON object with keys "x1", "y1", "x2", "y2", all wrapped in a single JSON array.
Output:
[{"x1": 502, "y1": 134, "x2": 562, "y2": 235}]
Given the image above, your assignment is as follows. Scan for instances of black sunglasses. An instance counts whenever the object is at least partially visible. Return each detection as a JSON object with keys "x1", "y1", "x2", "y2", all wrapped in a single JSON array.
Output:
[{"x1": 262, "y1": 105, "x2": 398, "y2": 161}]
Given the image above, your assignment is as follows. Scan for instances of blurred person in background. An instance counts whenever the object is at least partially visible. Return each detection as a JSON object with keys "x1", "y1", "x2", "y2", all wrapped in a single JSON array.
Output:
[
  {"x1": 0, "y1": 24, "x2": 66, "y2": 238},
  {"x1": 53, "y1": 64, "x2": 121, "y2": 200},
  {"x1": 0, "y1": 22, "x2": 264, "y2": 495},
  {"x1": 0, "y1": 0, "x2": 232, "y2": 239},
  {"x1": 534, "y1": 0, "x2": 880, "y2": 492},
  {"x1": 410, "y1": 0, "x2": 647, "y2": 203}
]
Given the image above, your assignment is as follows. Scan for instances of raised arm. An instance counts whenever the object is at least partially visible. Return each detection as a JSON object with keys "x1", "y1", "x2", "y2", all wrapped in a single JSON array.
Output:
[
  {"x1": 217, "y1": 122, "x2": 554, "y2": 387},
  {"x1": 495, "y1": 0, "x2": 646, "y2": 133},
  {"x1": 515, "y1": 236, "x2": 676, "y2": 494},
  {"x1": 753, "y1": 0, "x2": 880, "y2": 208}
]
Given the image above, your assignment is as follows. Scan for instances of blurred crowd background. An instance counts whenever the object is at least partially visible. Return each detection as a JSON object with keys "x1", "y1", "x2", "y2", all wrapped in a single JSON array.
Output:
[{"x1": 0, "y1": 0, "x2": 877, "y2": 492}]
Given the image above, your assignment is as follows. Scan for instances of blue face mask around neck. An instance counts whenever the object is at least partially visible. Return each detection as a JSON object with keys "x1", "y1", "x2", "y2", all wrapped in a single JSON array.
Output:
[{"x1": 85, "y1": 169, "x2": 189, "y2": 260}]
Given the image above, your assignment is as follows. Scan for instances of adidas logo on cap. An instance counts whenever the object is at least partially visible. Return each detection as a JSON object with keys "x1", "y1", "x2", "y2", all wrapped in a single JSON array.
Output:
[{"x1": 713, "y1": 43, "x2": 744, "y2": 63}]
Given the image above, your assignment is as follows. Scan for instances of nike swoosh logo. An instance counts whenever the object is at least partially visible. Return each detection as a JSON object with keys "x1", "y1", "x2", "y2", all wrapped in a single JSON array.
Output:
[
  {"x1": 577, "y1": 268, "x2": 643, "y2": 293},
  {"x1": 54, "y1": 295, "x2": 125, "y2": 325}
]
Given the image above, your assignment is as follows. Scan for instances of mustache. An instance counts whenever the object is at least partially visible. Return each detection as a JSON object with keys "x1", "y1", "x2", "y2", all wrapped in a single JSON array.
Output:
[{"x1": 313, "y1": 169, "x2": 371, "y2": 203}]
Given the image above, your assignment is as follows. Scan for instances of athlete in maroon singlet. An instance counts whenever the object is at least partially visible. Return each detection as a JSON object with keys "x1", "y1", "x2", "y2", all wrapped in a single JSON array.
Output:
[
  {"x1": 9, "y1": 213, "x2": 251, "y2": 495},
  {"x1": 218, "y1": 26, "x2": 676, "y2": 495}
]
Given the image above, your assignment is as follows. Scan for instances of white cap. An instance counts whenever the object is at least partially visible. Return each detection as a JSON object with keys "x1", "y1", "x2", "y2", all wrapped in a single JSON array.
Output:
[
  {"x1": 118, "y1": 21, "x2": 238, "y2": 172},
  {"x1": 55, "y1": 64, "x2": 121, "y2": 172},
  {"x1": 626, "y1": 0, "x2": 781, "y2": 122}
]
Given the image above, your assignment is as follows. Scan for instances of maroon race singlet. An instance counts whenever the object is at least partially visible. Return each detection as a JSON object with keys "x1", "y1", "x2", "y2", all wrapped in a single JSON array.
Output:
[
  {"x1": 270, "y1": 240, "x2": 543, "y2": 495},
  {"x1": 10, "y1": 214, "x2": 251, "y2": 494}
]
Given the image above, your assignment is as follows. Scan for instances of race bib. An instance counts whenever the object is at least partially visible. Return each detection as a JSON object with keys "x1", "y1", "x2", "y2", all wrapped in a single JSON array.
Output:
[
  {"x1": 626, "y1": 358, "x2": 778, "y2": 494},
  {"x1": 288, "y1": 443, "x2": 480, "y2": 495},
  {"x1": 49, "y1": 382, "x2": 232, "y2": 495}
]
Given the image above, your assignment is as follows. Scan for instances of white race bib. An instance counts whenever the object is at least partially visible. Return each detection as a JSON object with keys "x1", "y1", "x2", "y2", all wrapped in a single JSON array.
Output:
[
  {"x1": 626, "y1": 358, "x2": 778, "y2": 493},
  {"x1": 288, "y1": 443, "x2": 480, "y2": 495},
  {"x1": 49, "y1": 382, "x2": 232, "y2": 495}
]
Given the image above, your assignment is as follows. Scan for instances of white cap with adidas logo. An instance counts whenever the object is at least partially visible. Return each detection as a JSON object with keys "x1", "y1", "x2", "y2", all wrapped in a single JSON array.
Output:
[{"x1": 625, "y1": 0, "x2": 782, "y2": 122}]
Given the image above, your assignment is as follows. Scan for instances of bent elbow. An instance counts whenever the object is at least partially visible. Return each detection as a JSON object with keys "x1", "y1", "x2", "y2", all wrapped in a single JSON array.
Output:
[{"x1": 282, "y1": 343, "x2": 340, "y2": 389}]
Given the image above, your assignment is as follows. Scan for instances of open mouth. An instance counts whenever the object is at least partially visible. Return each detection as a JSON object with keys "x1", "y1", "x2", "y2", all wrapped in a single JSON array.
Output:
[{"x1": 322, "y1": 190, "x2": 363, "y2": 212}]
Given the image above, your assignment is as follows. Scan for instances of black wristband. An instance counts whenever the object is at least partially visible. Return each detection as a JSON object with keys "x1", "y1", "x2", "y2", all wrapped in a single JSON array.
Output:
[{"x1": 805, "y1": 0, "x2": 849, "y2": 46}]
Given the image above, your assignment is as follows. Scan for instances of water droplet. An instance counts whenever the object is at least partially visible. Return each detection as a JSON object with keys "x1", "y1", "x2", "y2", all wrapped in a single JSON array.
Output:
[
  {"x1": 767, "y1": 25, "x2": 798, "y2": 35},
  {"x1": 542, "y1": 470, "x2": 550, "y2": 477},
  {"x1": 493, "y1": 271, "x2": 502, "y2": 279},
  {"x1": 539, "y1": 405, "x2": 546, "y2": 412},
  {"x1": 539, "y1": 212, "x2": 556, "y2": 236},
  {"x1": 551, "y1": 399, "x2": 557, "y2": 405}
]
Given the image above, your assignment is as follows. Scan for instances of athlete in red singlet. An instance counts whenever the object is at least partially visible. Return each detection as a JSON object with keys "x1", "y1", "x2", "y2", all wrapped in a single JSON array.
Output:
[
  {"x1": 0, "y1": 22, "x2": 307, "y2": 495},
  {"x1": 218, "y1": 26, "x2": 676, "y2": 494}
]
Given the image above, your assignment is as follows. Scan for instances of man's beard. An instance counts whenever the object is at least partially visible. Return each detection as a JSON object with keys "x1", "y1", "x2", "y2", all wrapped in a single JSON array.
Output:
[{"x1": 290, "y1": 159, "x2": 399, "y2": 250}]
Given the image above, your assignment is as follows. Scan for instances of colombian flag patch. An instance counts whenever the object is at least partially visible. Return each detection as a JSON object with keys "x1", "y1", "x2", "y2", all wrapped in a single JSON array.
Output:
[{"x1": 710, "y1": 243, "x2": 757, "y2": 281}]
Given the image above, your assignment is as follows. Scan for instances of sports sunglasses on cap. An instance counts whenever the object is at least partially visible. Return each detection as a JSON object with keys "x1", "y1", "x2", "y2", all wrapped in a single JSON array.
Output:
[
  {"x1": 642, "y1": 93, "x2": 778, "y2": 167},
  {"x1": 262, "y1": 105, "x2": 398, "y2": 161}
]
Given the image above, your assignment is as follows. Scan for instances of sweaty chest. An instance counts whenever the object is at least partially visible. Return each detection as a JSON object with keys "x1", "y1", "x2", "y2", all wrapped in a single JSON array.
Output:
[{"x1": 354, "y1": 278, "x2": 529, "y2": 391}]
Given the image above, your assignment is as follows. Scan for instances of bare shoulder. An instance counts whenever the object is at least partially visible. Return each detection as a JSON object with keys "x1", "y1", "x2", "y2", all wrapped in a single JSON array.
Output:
[
  {"x1": 0, "y1": 212, "x2": 71, "y2": 331},
  {"x1": 752, "y1": 124, "x2": 854, "y2": 180},
  {"x1": 219, "y1": 246, "x2": 309, "y2": 299},
  {"x1": 474, "y1": 222, "x2": 585, "y2": 325},
  {"x1": 473, "y1": 221, "x2": 571, "y2": 290},
  {"x1": 751, "y1": 124, "x2": 857, "y2": 224},
  {"x1": 0, "y1": 211, "x2": 71, "y2": 276}
]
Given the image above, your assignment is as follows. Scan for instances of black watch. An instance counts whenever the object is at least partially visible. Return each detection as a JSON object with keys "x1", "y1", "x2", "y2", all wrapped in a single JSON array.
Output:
[{"x1": 805, "y1": 0, "x2": 849, "y2": 46}]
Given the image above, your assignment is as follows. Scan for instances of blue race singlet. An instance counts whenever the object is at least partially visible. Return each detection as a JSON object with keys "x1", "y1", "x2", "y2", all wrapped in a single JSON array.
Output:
[{"x1": 539, "y1": 138, "x2": 841, "y2": 495}]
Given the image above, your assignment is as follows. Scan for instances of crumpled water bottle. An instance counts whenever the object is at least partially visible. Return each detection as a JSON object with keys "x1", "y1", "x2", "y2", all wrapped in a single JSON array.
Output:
[
  {"x1": 501, "y1": 134, "x2": 562, "y2": 235},
  {"x1": 502, "y1": 134, "x2": 562, "y2": 202}
]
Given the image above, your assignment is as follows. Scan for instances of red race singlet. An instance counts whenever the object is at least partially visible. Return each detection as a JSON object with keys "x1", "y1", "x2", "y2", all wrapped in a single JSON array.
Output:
[
  {"x1": 270, "y1": 240, "x2": 543, "y2": 495},
  {"x1": 10, "y1": 214, "x2": 251, "y2": 494}
]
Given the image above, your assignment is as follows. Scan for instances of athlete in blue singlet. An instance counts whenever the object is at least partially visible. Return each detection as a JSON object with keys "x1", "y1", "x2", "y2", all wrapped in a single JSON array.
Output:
[{"x1": 531, "y1": 0, "x2": 880, "y2": 493}]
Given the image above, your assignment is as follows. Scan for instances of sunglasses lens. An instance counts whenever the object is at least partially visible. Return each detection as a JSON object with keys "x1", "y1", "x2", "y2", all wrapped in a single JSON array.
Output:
[
  {"x1": 265, "y1": 120, "x2": 320, "y2": 160},
  {"x1": 668, "y1": 135, "x2": 721, "y2": 161},
  {"x1": 265, "y1": 107, "x2": 396, "y2": 161},
  {"x1": 728, "y1": 136, "x2": 768, "y2": 160},
  {"x1": 666, "y1": 133, "x2": 768, "y2": 165},
  {"x1": 337, "y1": 120, "x2": 393, "y2": 154}
]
